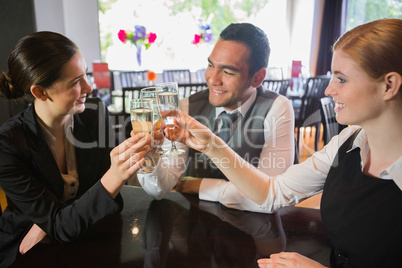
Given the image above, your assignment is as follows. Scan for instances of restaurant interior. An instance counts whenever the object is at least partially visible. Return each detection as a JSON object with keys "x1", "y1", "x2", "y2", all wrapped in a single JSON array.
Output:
[{"x1": 0, "y1": 0, "x2": 400, "y2": 266}]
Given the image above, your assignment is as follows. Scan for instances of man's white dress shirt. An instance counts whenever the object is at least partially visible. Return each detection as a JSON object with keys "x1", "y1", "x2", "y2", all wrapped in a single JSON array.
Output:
[{"x1": 138, "y1": 89, "x2": 296, "y2": 212}]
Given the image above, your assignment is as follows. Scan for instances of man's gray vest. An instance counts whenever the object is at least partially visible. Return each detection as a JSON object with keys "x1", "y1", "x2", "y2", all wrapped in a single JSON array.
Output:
[{"x1": 185, "y1": 86, "x2": 279, "y2": 180}]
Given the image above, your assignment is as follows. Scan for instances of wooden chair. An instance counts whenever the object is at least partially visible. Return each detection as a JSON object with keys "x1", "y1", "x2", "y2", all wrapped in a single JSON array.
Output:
[
  {"x1": 177, "y1": 83, "x2": 208, "y2": 99},
  {"x1": 320, "y1": 97, "x2": 347, "y2": 144},
  {"x1": 162, "y1": 69, "x2": 192, "y2": 84},
  {"x1": 262, "y1": 79, "x2": 291, "y2": 96},
  {"x1": 294, "y1": 77, "x2": 330, "y2": 151}
]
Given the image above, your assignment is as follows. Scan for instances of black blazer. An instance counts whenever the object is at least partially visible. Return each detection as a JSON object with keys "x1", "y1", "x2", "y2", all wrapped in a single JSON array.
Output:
[{"x1": 0, "y1": 98, "x2": 123, "y2": 267}]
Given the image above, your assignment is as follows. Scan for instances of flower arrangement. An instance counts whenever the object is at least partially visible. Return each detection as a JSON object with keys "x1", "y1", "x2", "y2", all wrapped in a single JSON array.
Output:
[
  {"x1": 118, "y1": 25, "x2": 157, "y2": 66},
  {"x1": 192, "y1": 21, "x2": 213, "y2": 45}
]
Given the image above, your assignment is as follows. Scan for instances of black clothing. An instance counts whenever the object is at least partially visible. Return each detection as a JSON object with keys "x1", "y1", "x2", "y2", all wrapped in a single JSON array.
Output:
[
  {"x1": 321, "y1": 130, "x2": 402, "y2": 268},
  {"x1": 0, "y1": 98, "x2": 123, "y2": 267}
]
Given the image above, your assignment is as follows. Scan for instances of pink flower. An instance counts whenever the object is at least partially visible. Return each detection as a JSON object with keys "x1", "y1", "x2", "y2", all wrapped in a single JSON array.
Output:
[
  {"x1": 118, "y1": 30, "x2": 127, "y2": 43},
  {"x1": 148, "y1": 32, "x2": 157, "y2": 44},
  {"x1": 192, "y1": 20, "x2": 214, "y2": 45},
  {"x1": 192, "y1": 34, "x2": 201, "y2": 44}
]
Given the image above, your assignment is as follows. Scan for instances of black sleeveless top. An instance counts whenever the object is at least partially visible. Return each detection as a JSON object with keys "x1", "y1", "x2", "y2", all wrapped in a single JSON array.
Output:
[{"x1": 321, "y1": 130, "x2": 402, "y2": 268}]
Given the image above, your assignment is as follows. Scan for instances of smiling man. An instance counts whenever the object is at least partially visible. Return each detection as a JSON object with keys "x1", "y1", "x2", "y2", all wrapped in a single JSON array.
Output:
[{"x1": 138, "y1": 23, "x2": 295, "y2": 212}]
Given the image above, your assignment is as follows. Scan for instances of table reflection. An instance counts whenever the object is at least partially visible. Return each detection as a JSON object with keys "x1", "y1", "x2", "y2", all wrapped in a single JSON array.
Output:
[
  {"x1": 10, "y1": 186, "x2": 330, "y2": 267},
  {"x1": 142, "y1": 198, "x2": 286, "y2": 268}
]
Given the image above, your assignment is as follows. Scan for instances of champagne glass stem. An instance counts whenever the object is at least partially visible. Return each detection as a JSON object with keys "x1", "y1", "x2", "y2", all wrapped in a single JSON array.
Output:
[{"x1": 171, "y1": 141, "x2": 177, "y2": 151}]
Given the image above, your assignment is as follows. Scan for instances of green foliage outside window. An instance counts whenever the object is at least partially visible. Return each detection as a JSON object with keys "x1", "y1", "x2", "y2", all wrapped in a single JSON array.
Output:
[
  {"x1": 346, "y1": 0, "x2": 402, "y2": 31},
  {"x1": 169, "y1": 0, "x2": 269, "y2": 36}
]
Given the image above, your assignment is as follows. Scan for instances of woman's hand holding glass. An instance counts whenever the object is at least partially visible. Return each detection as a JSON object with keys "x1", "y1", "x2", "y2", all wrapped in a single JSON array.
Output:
[{"x1": 102, "y1": 133, "x2": 151, "y2": 198}]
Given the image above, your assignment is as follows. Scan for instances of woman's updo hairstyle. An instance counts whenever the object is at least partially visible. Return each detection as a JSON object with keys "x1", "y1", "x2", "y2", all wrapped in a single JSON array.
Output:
[{"x1": 0, "y1": 31, "x2": 79, "y2": 100}]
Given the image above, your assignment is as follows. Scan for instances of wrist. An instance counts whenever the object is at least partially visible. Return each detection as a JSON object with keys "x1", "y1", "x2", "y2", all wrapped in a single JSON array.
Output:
[
  {"x1": 204, "y1": 135, "x2": 229, "y2": 158},
  {"x1": 100, "y1": 170, "x2": 124, "y2": 199}
]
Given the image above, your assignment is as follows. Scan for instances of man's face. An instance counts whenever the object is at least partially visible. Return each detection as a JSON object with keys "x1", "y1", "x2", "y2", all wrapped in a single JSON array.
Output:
[{"x1": 205, "y1": 39, "x2": 255, "y2": 111}]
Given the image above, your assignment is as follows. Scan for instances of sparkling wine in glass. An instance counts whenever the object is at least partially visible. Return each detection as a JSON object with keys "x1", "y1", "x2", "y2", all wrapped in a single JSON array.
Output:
[
  {"x1": 140, "y1": 86, "x2": 164, "y2": 155},
  {"x1": 156, "y1": 82, "x2": 185, "y2": 156},
  {"x1": 130, "y1": 99, "x2": 159, "y2": 173}
]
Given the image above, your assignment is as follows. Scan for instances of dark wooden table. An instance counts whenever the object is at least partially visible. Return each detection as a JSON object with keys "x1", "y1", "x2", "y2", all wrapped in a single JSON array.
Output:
[{"x1": 10, "y1": 186, "x2": 331, "y2": 267}]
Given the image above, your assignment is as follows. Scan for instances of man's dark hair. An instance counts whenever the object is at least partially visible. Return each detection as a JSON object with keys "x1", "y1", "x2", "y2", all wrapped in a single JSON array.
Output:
[{"x1": 220, "y1": 23, "x2": 270, "y2": 76}]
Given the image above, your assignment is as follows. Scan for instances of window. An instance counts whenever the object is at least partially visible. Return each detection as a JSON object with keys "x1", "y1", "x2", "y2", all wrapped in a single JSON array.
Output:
[
  {"x1": 345, "y1": 0, "x2": 402, "y2": 31},
  {"x1": 98, "y1": 0, "x2": 315, "y2": 77}
]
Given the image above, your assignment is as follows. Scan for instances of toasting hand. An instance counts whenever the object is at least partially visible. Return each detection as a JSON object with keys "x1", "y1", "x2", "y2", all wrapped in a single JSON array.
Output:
[{"x1": 161, "y1": 110, "x2": 217, "y2": 154}]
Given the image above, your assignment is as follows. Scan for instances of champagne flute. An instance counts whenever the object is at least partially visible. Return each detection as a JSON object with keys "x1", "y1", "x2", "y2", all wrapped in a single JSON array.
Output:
[
  {"x1": 155, "y1": 82, "x2": 185, "y2": 156},
  {"x1": 130, "y1": 99, "x2": 159, "y2": 173},
  {"x1": 140, "y1": 86, "x2": 164, "y2": 155}
]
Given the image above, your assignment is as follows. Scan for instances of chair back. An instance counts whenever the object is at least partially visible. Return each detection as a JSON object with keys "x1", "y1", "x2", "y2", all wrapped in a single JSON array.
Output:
[
  {"x1": 118, "y1": 71, "x2": 149, "y2": 88},
  {"x1": 320, "y1": 97, "x2": 346, "y2": 144},
  {"x1": 196, "y1": 68, "x2": 207, "y2": 83},
  {"x1": 262, "y1": 79, "x2": 291, "y2": 96},
  {"x1": 178, "y1": 83, "x2": 208, "y2": 99},
  {"x1": 121, "y1": 87, "x2": 143, "y2": 115},
  {"x1": 108, "y1": 86, "x2": 144, "y2": 143},
  {"x1": 296, "y1": 77, "x2": 330, "y2": 124},
  {"x1": 162, "y1": 69, "x2": 192, "y2": 84},
  {"x1": 294, "y1": 77, "x2": 330, "y2": 150}
]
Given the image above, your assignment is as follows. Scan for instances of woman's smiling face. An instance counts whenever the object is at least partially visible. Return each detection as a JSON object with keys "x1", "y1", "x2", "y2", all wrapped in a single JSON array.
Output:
[
  {"x1": 325, "y1": 50, "x2": 384, "y2": 127},
  {"x1": 44, "y1": 51, "x2": 93, "y2": 116}
]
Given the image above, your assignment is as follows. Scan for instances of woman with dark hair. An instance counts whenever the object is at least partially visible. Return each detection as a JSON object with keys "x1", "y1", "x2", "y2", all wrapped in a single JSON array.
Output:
[
  {"x1": 0, "y1": 31, "x2": 151, "y2": 267},
  {"x1": 166, "y1": 18, "x2": 402, "y2": 267}
]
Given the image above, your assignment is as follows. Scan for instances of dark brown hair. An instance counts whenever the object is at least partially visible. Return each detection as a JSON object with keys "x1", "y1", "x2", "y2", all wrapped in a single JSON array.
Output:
[
  {"x1": 0, "y1": 31, "x2": 79, "y2": 100},
  {"x1": 220, "y1": 23, "x2": 270, "y2": 76}
]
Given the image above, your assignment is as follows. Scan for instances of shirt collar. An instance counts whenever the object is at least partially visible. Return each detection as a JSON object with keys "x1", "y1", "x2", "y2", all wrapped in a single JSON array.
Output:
[
  {"x1": 347, "y1": 128, "x2": 402, "y2": 185},
  {"x1": 37, "y1": 115, "x2": 75, "y2": 149},
  {"x1": 214, "y1": 89, "x2": 257, "y2": 118}
]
